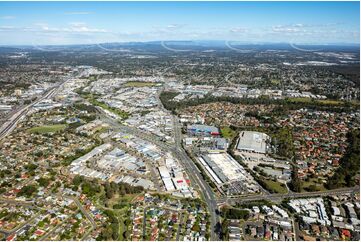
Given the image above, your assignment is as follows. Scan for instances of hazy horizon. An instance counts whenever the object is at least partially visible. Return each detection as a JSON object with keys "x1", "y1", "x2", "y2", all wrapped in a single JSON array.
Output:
[{"x1": 0, "y1": 1, "x2": 359, "y2": 45}]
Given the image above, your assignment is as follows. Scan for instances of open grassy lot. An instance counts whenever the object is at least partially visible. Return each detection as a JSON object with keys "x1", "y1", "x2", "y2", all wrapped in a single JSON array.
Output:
[
  {"x1": 87, "y1": 96, "x2": 130, "y2": 119},
  {"x1": 259, "y1": 178, "x2": 288, "y2": 194},
  {"x1": 270, "y1": 79, "x2": 281, "y2": 85},
  {"x1": 287, "y1": 97, "x2": 353, "y2": 106},
  {"x1": 220, "y1": 126, "x2": 237, "y2": 140},
  {"x1": 124, "y1": 81, "x2": 160, "y2": 87},
  {"x1": 317, "y1": 99, "x2": 344, "y2": 105},
  {"x1": 28, "y1": 124, "x2": 67, "y2": 134},
  {"x1": 286, "y1": 97, "x2": 314, "y2": 103},
  {"x1": 301, "y1": 178, "x2": 327, "y2": 192}
]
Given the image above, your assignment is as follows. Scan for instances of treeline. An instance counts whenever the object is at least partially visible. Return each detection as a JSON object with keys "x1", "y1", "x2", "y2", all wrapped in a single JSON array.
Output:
[
  {"x1": 97, "y1": 210, "x2": 120, "y2": 240},
  {"x1": 271, "y1": 127, "x2": 295, "y2": 158},
  {"x1": 220, "y1": 207, "x2": 250, "y2": 220},
  {"x1": 17, "y1": 185, "x2": 37, "y2": 197},
  {"x1": 72, "y1": 175, "x2": 144, "y2": 198},
  {"x1": 327, "y1": 129, "x2": 360, "y2": 189},
  {"x1": 235, "y1": 199, "x2": 273, "y2": 209},
  {"x1": 288, "y1": 166, "x2": 302, "y2": 192},
  {"x1": 104, "y1": 181, "x2": 143, "y2": 199},
  {"x1": 159, "y1": 91, "x2": 358, "y2": 113},
  {"x1": 219, "y1": 207, "x2": 250, "y2": 240}
]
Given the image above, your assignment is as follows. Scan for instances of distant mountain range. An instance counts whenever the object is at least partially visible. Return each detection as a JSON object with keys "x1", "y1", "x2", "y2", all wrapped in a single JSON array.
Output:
[{"x1": 0, "y1": 40, "x2": 359, "y2": 52}]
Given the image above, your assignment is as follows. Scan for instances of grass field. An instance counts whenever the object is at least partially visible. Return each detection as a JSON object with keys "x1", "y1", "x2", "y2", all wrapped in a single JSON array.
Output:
[
  {"x1": 301, "y1": 178, "x2": 327, "y2": 192},
  {"x1": 270, "y1": 79, "x2": 281, "y2": 85},
  {"x1": 261, "y1": 179, "x2": 288, "y2": 194},
  {"x1": 87, "y1": 97, "x2": 130, "y2": 119},
  {"x1": 124, "y1": 81, "x2": 160, "y2": 87},
  {"x1": 220, "y1": 126, "x2": 237, "y2": 140},
  {"x1": 317, "y1": 99, "x2": 344, "y2": 105},
  {"x1": 287, "y1": 97, "x2": 313, "y2": 103},
  {"x1": 28, "y1": 124, "x2": 67, "y2": 134},
  {"x1": 287, "y1": 97, "x2": 351, "y2": 106}
]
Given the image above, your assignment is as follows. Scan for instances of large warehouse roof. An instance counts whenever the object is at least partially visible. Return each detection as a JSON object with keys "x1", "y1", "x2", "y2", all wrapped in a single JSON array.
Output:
[
  {"x1": 187, "y1": 124, "x2": 219, "y2": 134},
  {"x1": 237, "y1": 131, "x2": 269, "y2": 154}
]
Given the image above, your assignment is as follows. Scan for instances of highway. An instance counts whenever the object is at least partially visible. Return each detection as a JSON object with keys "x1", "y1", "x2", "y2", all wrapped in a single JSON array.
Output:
[
  {"x1": 217, "y1": 186, "x2": 360, "y2": 204},
  {"x1": 172, "y1": 115, "x2": 220, "y2": 241},
  {"x1": 100, "y1": 110, "x2": 361, "y2": 240},
  {"x1": 0, "y1": 74, "x2": 73, "y2": 140},
  {"x1": 91, "y1": 88, "x2": 360, "y2": 241},
  {"x1": 97, "y1": 109, "x2": 221, "y2": 240}
]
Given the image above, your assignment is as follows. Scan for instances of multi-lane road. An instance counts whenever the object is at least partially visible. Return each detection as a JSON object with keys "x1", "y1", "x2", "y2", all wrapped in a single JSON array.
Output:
[
  {"x1": 0, "y1": 87, "x2": 56, "y2": 140},
  {"x1": 97, "y1": 110, "x2": 221, "y2": 240},
  {"x1": 0, "y1": 75, "x2": 72, "y2": 140},
  {"x1": 217, "y1": 186, "x2": 360, "y2": 204},
  {"x1": 97, "y1": 102, "x2": 361, "y2": 241},
  {"x1": 2, "y1": 74, "x2": 357, "y2": 241},
  {"x1": 172, "y1": 116, "x2": 220, "y2": 240}
]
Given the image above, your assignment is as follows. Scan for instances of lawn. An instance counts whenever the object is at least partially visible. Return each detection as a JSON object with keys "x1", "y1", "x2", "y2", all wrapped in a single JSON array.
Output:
[
  {"x1": 220, "y1": 126, "x2": 237, "y2": 140},
  {"x1": 28, "y1": 124, "x2": 67, "y2": 134},
  {"x1": 124, "y1": 81, "x2": 160, "y2": 87}
]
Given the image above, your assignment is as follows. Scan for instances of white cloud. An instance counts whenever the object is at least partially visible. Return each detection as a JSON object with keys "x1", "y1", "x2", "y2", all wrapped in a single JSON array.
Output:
[
  {"x1": 166, "y1": 24, "x2": 185, "y2": 30},
  {"x1": 64, "y1": 12, "x2": 92, "y2": 15},
  {"x1": 0, "y1": 23, "x2": 108, "y2": 34},
  {"x1": 0, "y1": 26, "x2": 15, "y2": 30},
  {"x1": 272, "y1": 25, "x2": 302, "y2": 33},
  {"x1": 230, "y1": 27, "x2": 248, "y2": 33},
  {"x1": 36, "y1": 23, "x2": 107, "y2": 33},
  {"x1": 1, "y1": 16, "x2": 16, "y2": 20}
]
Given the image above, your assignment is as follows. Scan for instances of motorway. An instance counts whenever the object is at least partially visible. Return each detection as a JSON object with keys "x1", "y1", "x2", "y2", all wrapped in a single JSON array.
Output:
[
  {"x1": 217, "y1": 186, "x2": 360, "y2": 204},
  {"x1": 0, "y1": 74, "x2": 73, "y2": 140}
]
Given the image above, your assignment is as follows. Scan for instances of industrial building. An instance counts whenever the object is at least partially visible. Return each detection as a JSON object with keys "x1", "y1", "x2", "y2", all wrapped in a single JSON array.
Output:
[
  {"x1": 97, "y1": 148, "x2": 146, "y2": 173},
  {"x1": 71, "y1": 143, "x2": 112, "y2": 167},
  {"x1": 187, "y1": 124, "x2": 220, "y2": 136},
  {"x1": 158, "y1": 166, "x2": 175, "y2": 191},
  {"x1": 197, "y1": 153, "x2": 260, "y2": 194},
  {"x1": 113, "y1": 175, "x2": 154, "y2": 190},
  {"x1": 236, "y1": 131, "x2": 270, "y2": 154}
]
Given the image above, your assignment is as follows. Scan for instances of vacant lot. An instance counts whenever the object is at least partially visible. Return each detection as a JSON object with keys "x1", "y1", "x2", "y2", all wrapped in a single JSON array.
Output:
[
  {"x1": 301, "y1": 178, "x2": 327, "y2": 192},
  {"x1": 221, "y1": 126, "x2": 237, "y2": 140},
  {"x1": 28, "y1": 124, "x2": 67, "y2": 134},
  {"x1": 260, "y1": 178, "x2": 288, "y2": 194}
]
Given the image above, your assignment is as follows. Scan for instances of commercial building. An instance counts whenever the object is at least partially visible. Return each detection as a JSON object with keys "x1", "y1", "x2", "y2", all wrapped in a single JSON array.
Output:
[
  {"x1": 71, "y1": 143, "x2": 112, "y2": 167},
  {"x1": 158, "y1": 166, "x2": 175, "y2": 191},
  {"x1": 237, "y1": 131, "x2": 269, "y2": 154},
  {"x1": 187, "y1": 124, "x2": 220, "y2": 136},
  {"x1": 198, "y1": 153, "x2": 260, "y2": 194}
]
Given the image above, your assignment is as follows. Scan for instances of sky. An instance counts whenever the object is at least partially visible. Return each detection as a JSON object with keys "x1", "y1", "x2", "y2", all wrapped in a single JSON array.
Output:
[{"x1": 0, "y1": 1, "x2": 359, "y2": 45}]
